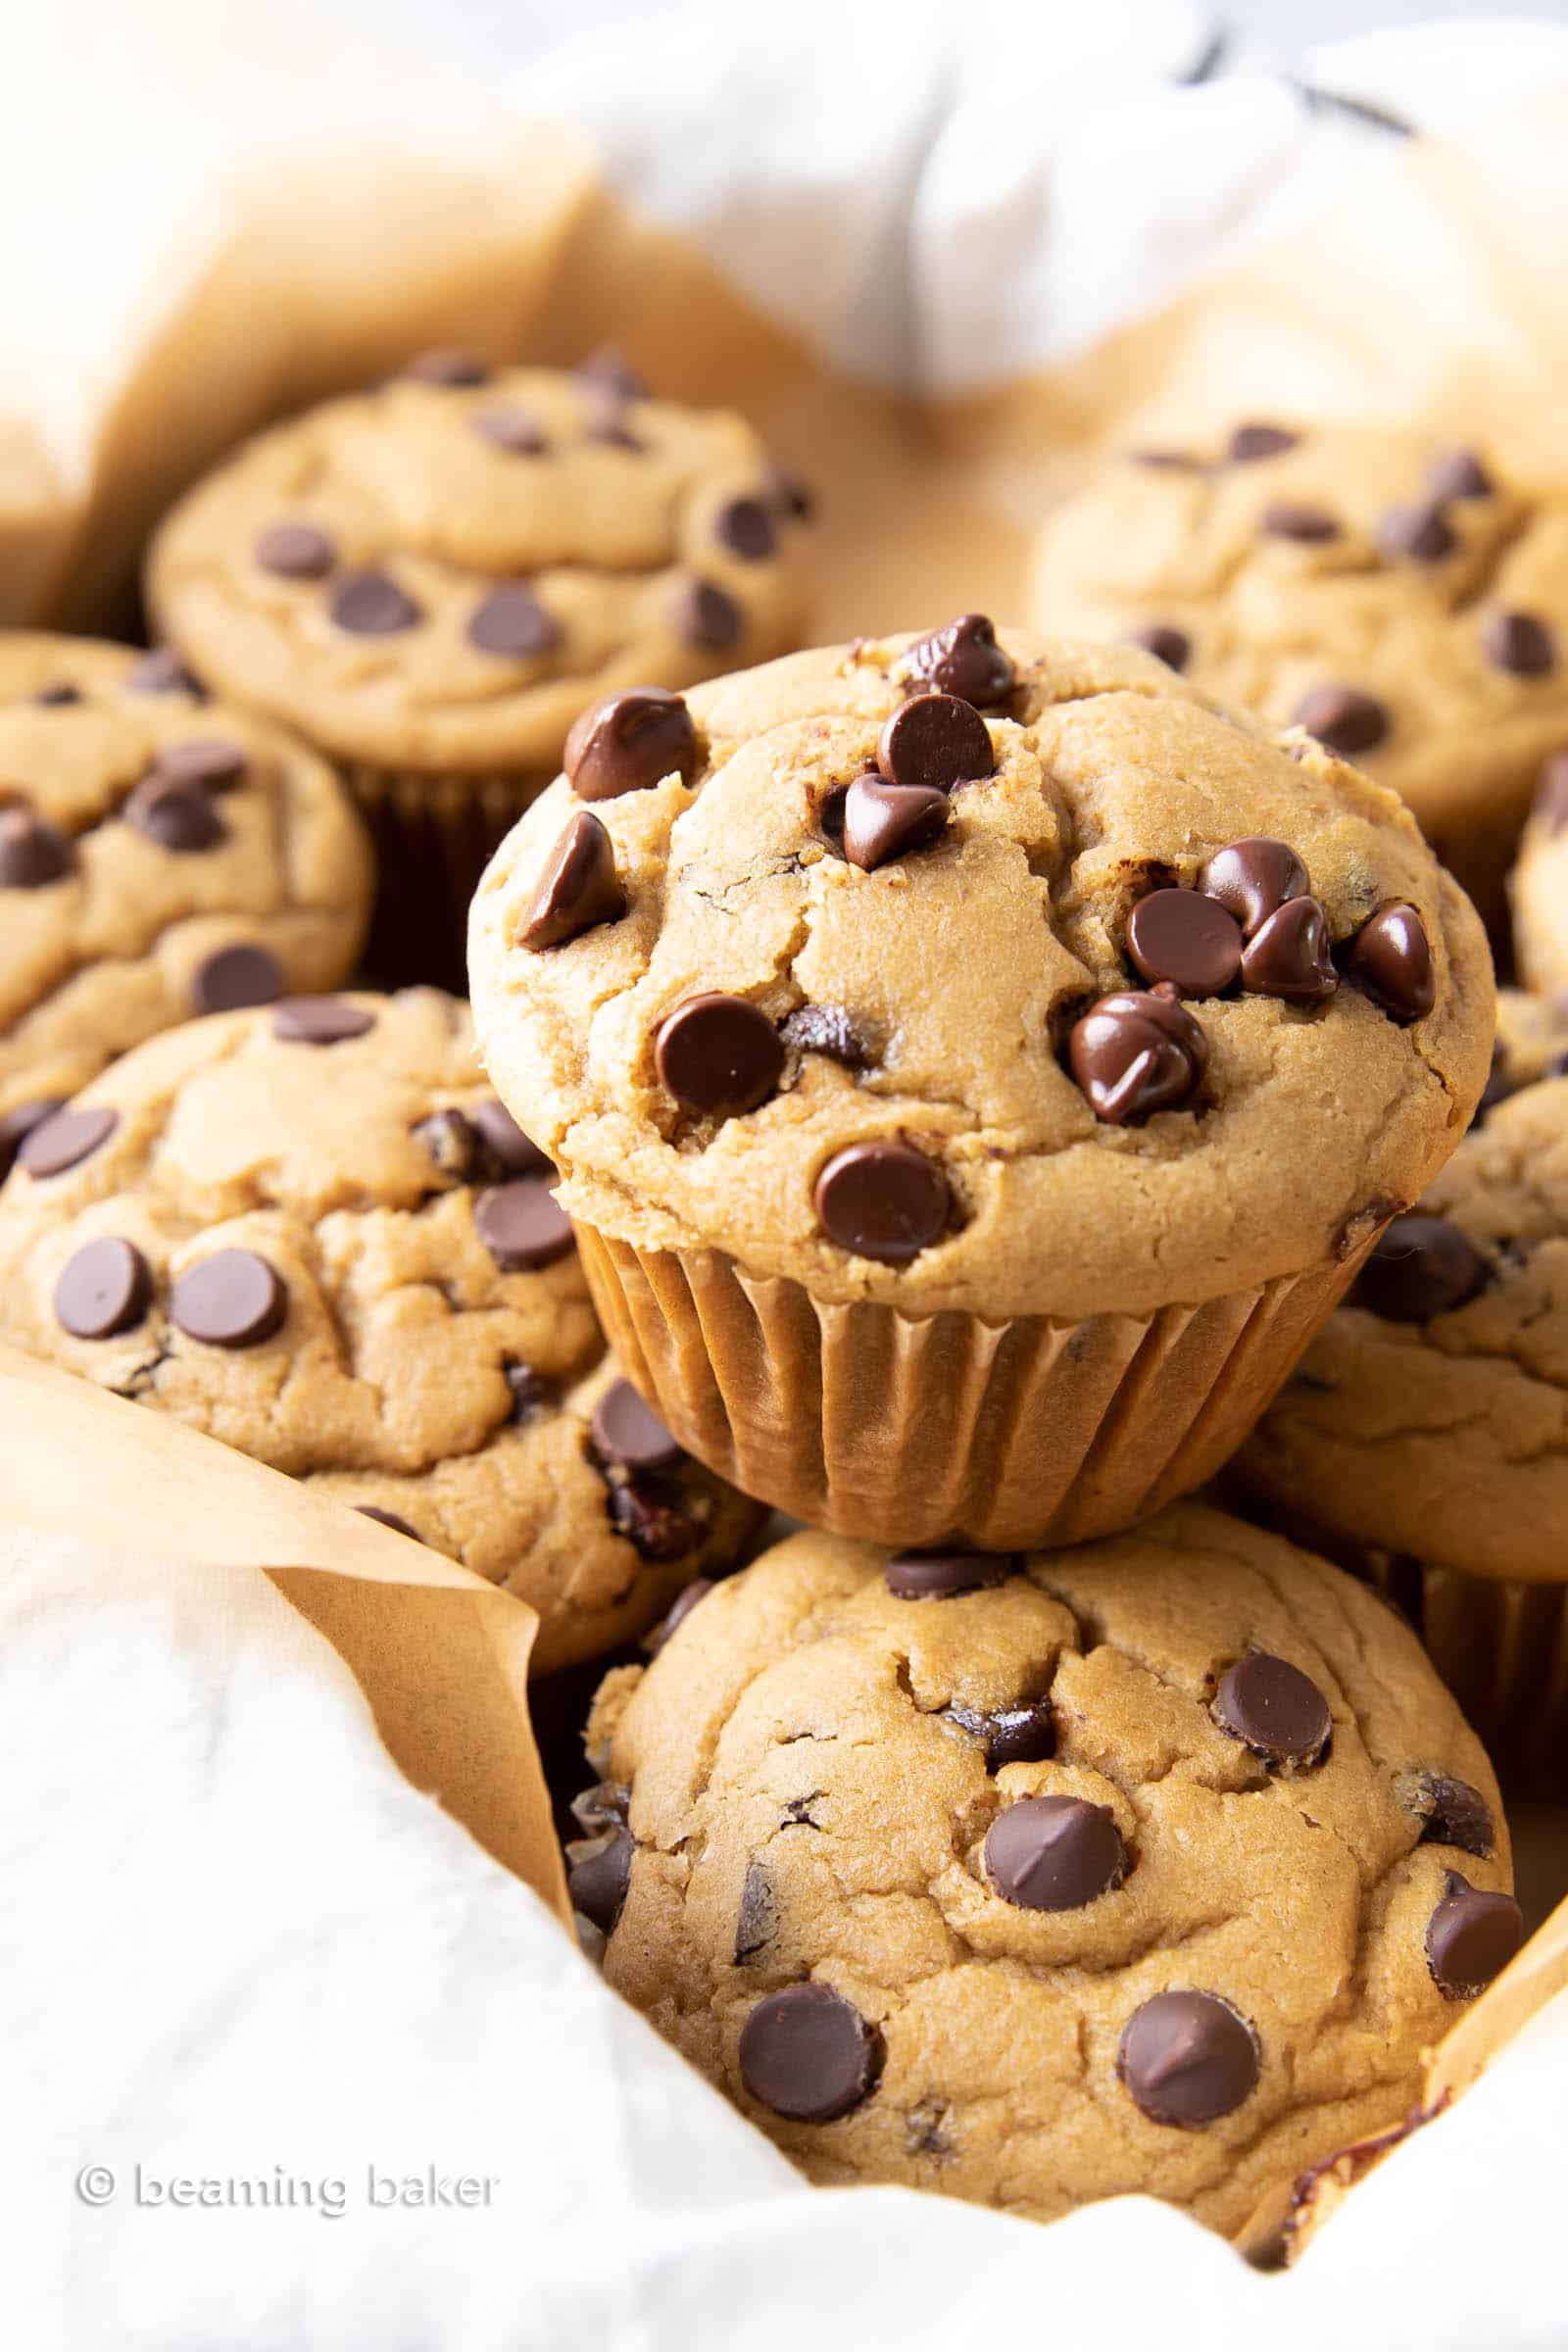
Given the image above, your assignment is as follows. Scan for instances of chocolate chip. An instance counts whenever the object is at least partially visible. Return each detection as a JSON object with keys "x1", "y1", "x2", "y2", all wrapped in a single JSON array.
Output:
[
  {"x1": 738, "y1": 1984, "x2": 883, "y2": 2123},
  {"x1": 714, "y1": 497, "x2": 777, "y2": 561},
  {"x1": 984, "y1": 1794, "x2": 1127, "y2": 1912},
  {"x1": 472, "y1": 1179, "x2": 574, "y2": 1271},
  {"x1": 607, "y1": 1477, "x2": 700, "y2": 1562},
  {"x1": 403, "y1": 346, "x2": 489, "y2": 385},
  {"x1": 124, "y1": 647, "x2": 204, "y2": 697},
  {"x1": 876, "y1": 692, "x2": 993, "y2": 793},
  {"x1": 356, "y1": 1505, "x2": 420, "y2": 1541},
  {"x1": 569, "y1": 1781, "x2": 629, "y2": 1836},
  {"x1": 841, "y1": 776, "x2": 950, "y2": 872},
  {"x1": 1118, "y1": 1991, "x2": 1259, "y2": 2126},
  {"x1": 655, "y1": 993, "x2": 784, "y2": 1116},
  {"x1": 190, "y1": 943, "x2": 285, "y2": 1015},
  {"x1": 1197, "y1": 837, "x2": 1310, "y2": 936},
  {"x1": 885, "y1": 1550, "x2": 1016, "y2": 1600},
  {"x1": 567, "y1": 1825, "x2": 635, "y2": 1935},
  {"x1": 583, "y1": 396, "x2": 644, "y2": 453},
  {"x1": 18, "y1": 1104, "x2": 118, "y2": 1178},
  {"x1": 328, "y1": 569, "x2": 422, "y2": 636},
  {"x1": 1425, "y1": 1872, "x2": 1523, "y2": 1997},
  {"x1": 516, "y1": 809, "x2": 624, "y2": 951},
  {"x1": 122, "y1": 773, "x2": 227, "y2": 854},
  {"x1": 591, "y1": 1377, "x2": 683, "y2": 1472},
  {"x1": 1483, "y1": 610, "x2": 1555, "y2": 677},
  {"x1": 0, "y1": 807, "x2": 73, "y2": 887},
  {"x1": 1377, "y1": 501, "x2": 1456, "y2": 564},
  {"x1": 945, "y1": 1698, "x2": 1054, "y2": 1770},
  {"x1": 0, "y1": 1098, "x2": 64, "y2": 1181},
  {"x1": 471, "y1": 406, "x2": 547, "y2": 455},
  {"x1": 33, "y1": 682, "x2": 81, "y2": 707},
  {"x1": 813, "y1": 1140, "x2": 950, "y2": 1262},
  {"x1": 734, "y1": 1860, "x2": 780, "y2": 1962},
  {"x1": 170, "y1": 1250, "x2": 287, "y2": 1348},
  {"x1": 1126, "y1": 622, "x2": 1192, "y2": 672},
  {"x1": 779, "y1": 1004, "x2": 873, "y2": 1068},
  {"x1": 1428, "y1": 447, "x2": 1494, "y2": 502},
  {"x1": 53, "y1": 1238, "x2": 153, "y2": 1339},
  {"x1": 564, "y1": 688, "x2": 700, "y2": 802},
  {"x1": 1240, "y1": 896, "x2": 1338, "y2": 1004},
  {"x1": 901, "y1": 613, "x2": 1016, "y2": 709},
  {"x1": 1126, "y1": 888, "x2": 1242, "y2": 997},
  {"x1": 1213, "y1": 1651, "x2": 1332, "y2": 1767},
  {"x1": 270, "y1": 997, "x2": 376, "y2": 1046},
  {"x1": 471, "y1": 1098, "x2": 550, "y2": 1176},
  {"x1": 1261, "y1": 502, "x2": 1341, "y2": 544},
  {"x1": 1293, "y1": 683, "x2": 1390, "y2": 758},
  {"x1": 1345, "y1": 901, "x2": 1435, "y2": 1023},
  {"x1": 670, "y1": 576, "x2": 743, "y2": 651},
  {"x1": 254, "y1": 520, "x2": 336, "y2": 578},
  {"x1": 1354, "y1": 1213, "x2": 1486, "y2": 1322},
  {"x1": 154, "y1": 739, "x2": 249, "y2": 794},
  {"x1": 1228, "y1": 422, "x2": 1299, "y2": 463},
  {"x1": 577, "y1": 345, "x2": 649, "y2": 403},
  {"x1": 1068, "y1": 985, "x2": 1207, "y2": 1125},
  {"x1": 815, "y1": 779, "x2": 850, "y2": 849},
  {"x1": 765, "y1": 464, "x2": 813, "y2": 520},
  {"x1": 503, "y1": 1359, "x2": 556, "y2": 1422},
  {"x1": 1535, "y1": 751, "x2": 1568, "y2": 834},
  {"x1": 466, "y1": 584, "x2": 561, "y2": 660},
  {"x1": 1399, "y1": 1771, "x2": 1494, "y2": 1858},
  {"x1": 644, "y1": 1577, "x2": 713, "y2": 1652}
]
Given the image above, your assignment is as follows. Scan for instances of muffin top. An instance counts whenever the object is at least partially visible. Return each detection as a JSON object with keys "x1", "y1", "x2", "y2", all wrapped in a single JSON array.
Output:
[
  {"x1": 469, "y1": 620, "x2": 1492, "y2": 1321},
  {"x1": 145, "y1": 351, "x2": 812, "y2": 776},
  {"x1": 0, "y1": 988, "x2": 759, "y2": 1671},
  {"x1": 0, "y1": 631, "x2": 370, "y2": 1138},
  {"x1": 1481, "y1": 986, "x2": 1568, "y2": 1115},
  {"x1": 1238, "y1": 1072, "x2": 1568, "y2": 1583},
  {"x1": 1029, "y1": 423, "x2": 1568, "y2": 887},
  {"x1": 583, "y1": 1506, "x2": 1516, "y2": 2239}
]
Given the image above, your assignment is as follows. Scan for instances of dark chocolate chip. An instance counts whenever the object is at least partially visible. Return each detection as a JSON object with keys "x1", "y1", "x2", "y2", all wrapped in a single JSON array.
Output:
[
  {"x1": 1345, "y1": 901, "x2": 1435, "y2": 1023},
  {"x1": 254, "y1": 520, "x2": 337, "y2": 578},
  {"x1": 328, "y1": 568, "x2": 423, "y2": 636},
  {"x1": 945, "y1": 1697, "x2": 1054, "y2": 1770},
  {"x1": 885, "y1": 1550, "x2": 1016, "y2": 1600},
  {"x1": 1535, "y1": 751, "x2": 1568, "y2": 834},
  {"x1": 18, "y1": 1104, "x2": 118, "y2": 1178},
  {"x1": 0, "y1": 1098, "x2": 64, "y2": 1182},
  {"x1": 472, "y1": 1179, "x2": 574, "y2": 1272},
  {"x1": 53, "y1": 1238, "x2": 153, "y2": 1339},
  {"x1": 607, "y1": 1476, "x2": 700, "y2": 1562},
  {"x1": 153, "y1": 739, "x2": 249, "y2": 794},
  {"x1": 813, "y1": 1140, "x2": 950, "y2": 1262},
  {"x1": 841, "y1": 775, "x2": 950, "y2": 871},
  {"x1": 412, "y1": 1104, "x2": 495, "y2": 1185},
  {"x1": 1068, "y1": 985, "x2": 1207, "y2": 1125},
  {"x1": 1239, "y1": 896, "x2": 1338, "y2": 1004},
  {"x1": 876, "y1": 691, "x2": 994, "y2": 794},
  {"x1": 1293, "y1": 683, "x2": 1390, "y2": 758},
  {"x1": 170, "y1": 1249, "x2": 287, "y2": 1348},
  {"x1": 1428, "y1": 447, "x2": 1494, "y2": 502},
  {"x1": 644, "y1": 1577, "x2": 713, "y2": 1653},
  {"x1": 714, "y1": 497, "x2": 777, "y2": 561},
  {"x1": 355, "y1": 1505, "x2": 420, "y2": 1541},
  {"x1": 655, "y1": 993, "x2": 784, "y2": 1116},
  {"x1": 1126, "y1": 622, "x2": 1192, "y2": 672},
  {"x1": 734, "y1": 1860, "x2": 780, "y2": 1963},
  {"x1": 0, "y1": 807, "x2": 73, "y2": 887},
  {"x1": 764, "y1": 464, "x2": 813, "y2": 521},
  {"x1": 1425, "y1": 1872, "x2": 1523, "y2": 1997},
  {"x1": 516, "y1": 809, "x2": 624, "y2": 951},
  {"x1": 190, "y1": 943, "x2": 285, "y2": 1015},
  {"x1": 591, "y1": 1377, "x2": 683, "y2": 1472},
  {"x1": 1213, "y1": 1651, "x2": 1332, "y2": 1768},
  {"x1": 816, "y1": 778, "x2": 851, "y2": 850},
  {"x1": 1483, "y1": 610, "x2": 1555, "y2": 677},
  {"x1": 470, "y1": 406, "x2": 548, "y2": 455},
  {"x1": 270, "y1": 997, "x2": 376, "y2": 1046},
  {"x1": 564, "y1": 687, "x2": 700, "y2": 802},
  {"x1": 1197, "y1": 837, "x2": 1310, "y2": 936},
  {"x1": 1118, "y1": 1991, "x2": 1259, "y2": 2126},
  {"x1": 984, "y1": 1794, "x2": 1127, "y2": 1912},
  {"x1": 567, "y1": 1825, "x2": 635, "y2": 1935},
  {"x1": 1378, "y1": 500, "x2": 1456, "y2": 564},
  {"x1": 738, "y1": 1984, "x2": 883, "y2": 2123},
  {"x1": 669, "y1": 576, "x2": 744, "y2": 651},
  {"x1": 1228, "y1": 422, "x2": 1299, "y2": 463},
  {"x1": 33, "y1": 682, "x2": 81, "y2": 707},
  {"x1": 1399, "y1": 1770, "x2": 1494, "y2": 1859},
  {"x1": 122, "y1": 773, "x2": 227, "y2": 854},
  {"x1": 466, "y1": 583, "x2": 561, "y2": 660},
  {"x1": 1261, "y1": 502, "x2": 1341, "y2": 545},
  {"x1": 1126, "y1": 888, "x2": 1242, "y2": 997},
  {"x1": 1354, "y1": 1213, "x2": 1486, "y2": 1322},
  {"x1": 576, "y1": 345, "x2": 649, "y2": 403},
  {"x1": 504, "y1": 1359, "x2": 556, "y2": 1422},
  {"x1": 471, "y1": 1098, "x2": 551, "y2": 1176},
  {"x1": 779, "y1": 1004, "x2": 873, "y2": 1068},
  {"x1": 403, "y1": 346, "x2": 489, "y2": 385},
  {"x1": 900, "y1": 613, "x2": 1016, "y2": 709},
  {"x1": 124, "y1": 647, "x2": 204, "y2": 698}
]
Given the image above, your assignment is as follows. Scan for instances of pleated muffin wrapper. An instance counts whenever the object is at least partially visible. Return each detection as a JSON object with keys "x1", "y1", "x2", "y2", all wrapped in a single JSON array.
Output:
[
  {"x1": 574, "y1": 1224, "x2": 1386, "y2": 1553},
  {"x1": 347, "y1": 760, "x2": 554, "y2": 994}
]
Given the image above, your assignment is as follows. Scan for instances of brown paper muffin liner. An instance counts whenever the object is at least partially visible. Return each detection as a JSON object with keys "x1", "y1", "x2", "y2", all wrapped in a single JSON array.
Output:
[
  {"x1": 1355, "y1": 1553, "x2": 1568, "y2": 1792},
  {"x1": 347, "y1": 761, "x2": 553, "y2": 992},
  {"x1": 573, "y1": 1226, "x2": 1379, "y2": 1552}
]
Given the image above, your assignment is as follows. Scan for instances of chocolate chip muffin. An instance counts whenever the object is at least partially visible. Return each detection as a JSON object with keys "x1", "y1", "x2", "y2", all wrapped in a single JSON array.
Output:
[
  {"x1": 1236, "y1": 1070, "x2": 1568, "y2": 1787},
  {"x1": 145, "y1": 349, "x2": 813, "y2": 987},
  {"x1": 1030, "y1": 423, "x2": 1568, "y2": 936},
  {"x1": 1510, "y1": 753, "x2": 1568, "y2": 993},
  {"x1": 576, "y1": 1507, "x2": 1517, "y2": 2240},
  {"x1": 1478, "y1": 985, "x2": 1568, "y2": 1118},
  {"x1": 0, "y1": 987, "x2": 760, "y2": 1672},
  {"x1": 0, "y1": 630, "x2": 370, "y2": 1164},
  {"x1": 469, "y1": 617, "x2": 1493, "y2": 1550}
]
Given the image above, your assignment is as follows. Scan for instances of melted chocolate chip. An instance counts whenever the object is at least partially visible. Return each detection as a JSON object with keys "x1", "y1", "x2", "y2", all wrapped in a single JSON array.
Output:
[
  {"x1": 1261, "y1": 502, "x2": 1341, "y2": 544},
  {"x1": 154, "y1": 740, "x2": 248, "y2": 794},
  {"x1": 271, "y1": 997, "x2": 376, "y2": 1046},
  {"x1": 644, "y1": 1577, "x2": 713, "y2": 1653},
  {"x1": 53, "y1": 1238, "x2": 153, "y2": 1339},
  {"x1": 900, "y1": 614, "x2": 1015, "y2": 708},
  {"x1": 254, "y1": 520, "x2": 336, "y2": 578},
  {"x1": 18, "y1": 1105, "x2": 118, "y2": 1178},
  {"x1": 670, "y1": 576, "x2": 743, "y2": 651},
  {"x1": 714, "y1": 497, "x2": 777, "y2": 561},
  {"x1": 876, "y1": 692, "x2": 994, "y2": 794},
  {"x1": 564, "y1": 688, "x2": 699, "y2": 801},
  {"x1": 1425, "y1": 1872, "x2": 1523, "y2": 1997},
  {"x1": 738, "y1": 1984, "x2": 883, "y2": 2123},
  {"x1": 1118, "y1": 1992, "x2": 1259, "y2": 2126},
  {"x1": 779, "y1": 1004, "x2": 873, "y2": 1068},
  {"x1": 0, "y1": 807, "x2": 73, "y2": 887},
  {"x1": 944, "y1": 1697, "x2": 1054, "y2": 1770},
  {"x1": 655, "y1": 993, "x2": 784, "y2": 1115},
  {"x1": 122, "y1": 773, "x2": 227, "y2": 854},
  {"x1": 1483, "y1": 610, "x2": 1555, "y2": 676},
  {"x1": 516, "y1": 810, "x2": 625, "y2": 951},
  {"x1": 124, "y1": 647, "x2": 204, "y2": 698},
  {"x1": 1228, "y1": 422, "x2": 1299, "y2": 463},
  {"x1": 591, "y1": 1378, "x2": 683, "y2": 1472},
  {"x1": 328, "y1": 569, "x2": 422, "y2": 636},
  {"x1": 1126, "y1": 622, "x2": 1192, "y2": 672},
  {"x1": 1399, "y1": 1771, "x2": 1494, "y2": 1859},
  {"x1": 467, "y1": 584, "x2": 561, "y2": 660},
  {"x1": 504, "y1": 1360, "x2": 556, "y2": 1422},
  {"x1": 1239, "y1": 897, "x2": 1338, "y2": 1004},
  {"x1": 1428, "y1": 447, "x2": 1494, "y2": 501},
  {"x1": 1213, "y1": 1651, "x2": 1332, "y2": 1768},
  {"x1": 170, "y1": 1250, "x2": 287, "y2": 1348},
  {"x1": 984, "y1": 1795, "x2": 1127, "y2": 1912},
  {"x1": 1293, "y1": 683, "x2": 1390, "y2": 759},
  {"x1": 472, "y1": 1179, "x2": 574, "y2": 1271},
  {"x1": 1197, "y1": 837, "x2": 1309, "y2": 936},
  {"x1": 1126, "y1": 888, "x2": 1242, "y2": 997},
  {"x1": 1354, "y1": 1214, "x2": 1487, "y2": 1322},
  {"x1": 813, "y1": 1140, "x2": 950, "y2": 1262},
  {"x1": 1345, "y1": 902, "x2": 1435, "y2": 1023},
  {"x1": 841, "y1": 775, "x2": 950, "y2": 871},
  {"x1": 1378, "y1": 501, "x2": 1456, "y2": 564},
  {"x1": 356, "y1": 1505, "x2": 420, "y2": 1541},
  {"x1": 1068, "y1": 985, "x2": 1207, "y2": 1124},
  {"x1": 190, "y1": 943, "x2": 285, "y2": 1015},
  {"x1": 567, "y1": 1825, "x2": 635, "y2": 1934},
  {"x1": 885, "y1": 1550, "x2": 1016, "y2": 1600},
  {"x1": 607, "y1": 1477, "x2": 700, "y2": 1562}
]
